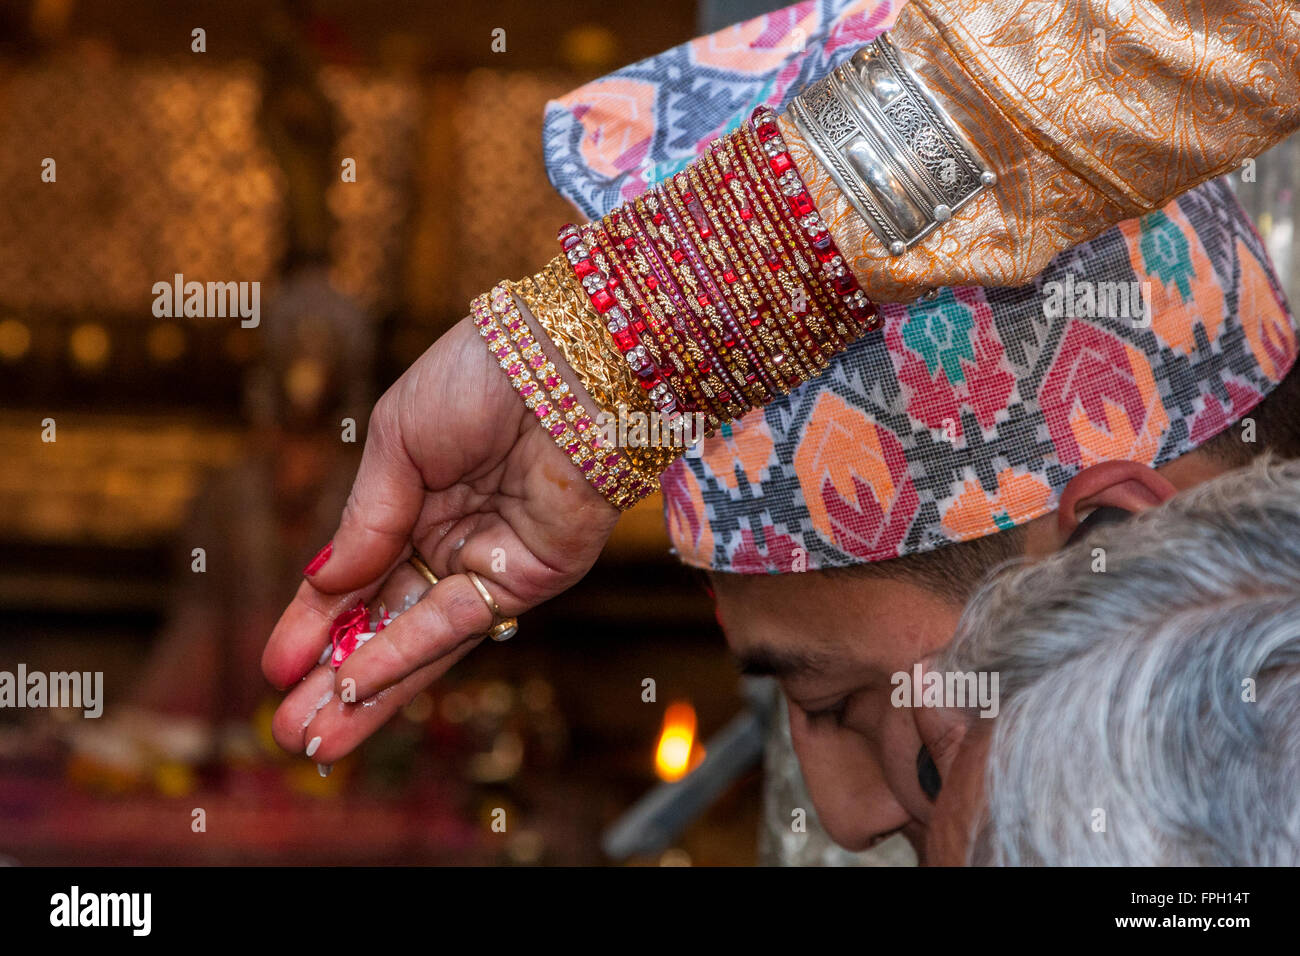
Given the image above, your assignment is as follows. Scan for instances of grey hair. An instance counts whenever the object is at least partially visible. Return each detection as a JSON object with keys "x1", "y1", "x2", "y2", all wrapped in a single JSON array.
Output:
[{"x1": 940, "y1": 455, "x2": 1300, "y2": 865}]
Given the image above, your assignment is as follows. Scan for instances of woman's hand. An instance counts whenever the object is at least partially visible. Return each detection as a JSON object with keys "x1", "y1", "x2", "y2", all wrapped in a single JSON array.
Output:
[{"x1": 262, "y1": 314, "x2": 621, "y2": 764}]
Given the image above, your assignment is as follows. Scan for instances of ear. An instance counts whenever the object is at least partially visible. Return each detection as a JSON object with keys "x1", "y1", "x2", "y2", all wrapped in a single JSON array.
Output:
[
  {"x1": 1055, "y1": 461, "x2": 1178, "y2": 543},
  {"x1": 912, "y1": 657, "x2": 970, "y2": 792}
]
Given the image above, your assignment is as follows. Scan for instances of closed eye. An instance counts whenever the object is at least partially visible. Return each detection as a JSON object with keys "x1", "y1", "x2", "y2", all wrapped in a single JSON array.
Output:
[{"x1": 802, "y1": 697, "x2": 850, "y2": 726}]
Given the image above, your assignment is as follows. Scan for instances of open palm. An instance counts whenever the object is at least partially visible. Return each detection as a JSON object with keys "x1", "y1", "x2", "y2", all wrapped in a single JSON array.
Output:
[{"x1": 262, "y1": 315, "x2": 620, "y2": 764}]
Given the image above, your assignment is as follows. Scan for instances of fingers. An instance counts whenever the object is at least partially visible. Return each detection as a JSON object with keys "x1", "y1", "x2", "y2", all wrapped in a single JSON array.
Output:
[
  {"x1": 262, "y1": 575, "x2": 387, "y2": 690},
  {"x1": 336, "y1": 573, "x2": 494, "y2": 702},
  {"x1": 428, "y1": 522, "x2": 542, "y2": 613},
  {"x1": 272, "y1": 665, "x2": 337, "y2": 754},
  {"x1": 264, "y1": 553, "x2": 440, "y2": 690},
  {"x1": 306, "y1": 396, "x2": 428, "y2": 595},
  {"x1": 271, "y1": 639, "x2": 481, "y2": 763},
  {"x1": 421, "y1": 498, "x2": 606, "y2": 615},
  {"x1": 373, "y1": 561, "x2": 435, "y2": 619},
  {"x1": 268, "y1": 560, "x2": 492, "y2": 761}
]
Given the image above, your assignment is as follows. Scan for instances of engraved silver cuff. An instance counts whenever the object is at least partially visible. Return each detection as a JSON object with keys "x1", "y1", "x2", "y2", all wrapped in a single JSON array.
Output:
[{"x1": 787, "y1": 32, "x2": 996, "y2": 257}]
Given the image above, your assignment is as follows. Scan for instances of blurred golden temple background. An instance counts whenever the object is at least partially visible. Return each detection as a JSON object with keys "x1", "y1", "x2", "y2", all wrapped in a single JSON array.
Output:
[{"x1": 0, "y1": 0, "x2": 765, "y2": 865}]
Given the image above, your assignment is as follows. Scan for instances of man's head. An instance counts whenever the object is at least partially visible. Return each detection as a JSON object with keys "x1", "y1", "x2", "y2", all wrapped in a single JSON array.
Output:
[
  {"x1": 712, "y1": 361, "x2": 1300, "y2": 855},
  {"x1": 673, "y1": 178, "x2": 1298, "y2": 856},
  {"x1": 918, "y1": 456, "x2": 1300, "y2": 865}
]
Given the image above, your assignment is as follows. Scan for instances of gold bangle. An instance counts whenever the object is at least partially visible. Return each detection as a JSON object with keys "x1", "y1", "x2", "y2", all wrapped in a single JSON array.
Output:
[
  {"x1": 513, "y1": 256, "x2": 650, "y2": 420},
  {"x1": 513, "y1": 261, "x2": 683, "y2": 490},
  {"x1": 476, "y1": 285, "x2": 655, "y2": 509}
]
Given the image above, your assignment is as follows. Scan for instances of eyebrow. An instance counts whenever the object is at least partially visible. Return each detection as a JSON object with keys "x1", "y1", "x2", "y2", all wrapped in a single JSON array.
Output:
[{"x1": 737, "y1": 645, "x2": 827, "y2": 678}]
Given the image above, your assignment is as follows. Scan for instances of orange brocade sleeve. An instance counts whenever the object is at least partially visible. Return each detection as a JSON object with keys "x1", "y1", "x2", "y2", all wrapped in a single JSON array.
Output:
[{"x1": 783, "y1": 0, "x2": 1300, "y2": 302}]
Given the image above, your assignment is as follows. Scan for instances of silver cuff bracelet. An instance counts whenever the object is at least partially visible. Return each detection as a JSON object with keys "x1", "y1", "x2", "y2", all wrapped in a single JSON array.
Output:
[{"x1": 787, "y1": 32, "x2": 996, "y2": 257}]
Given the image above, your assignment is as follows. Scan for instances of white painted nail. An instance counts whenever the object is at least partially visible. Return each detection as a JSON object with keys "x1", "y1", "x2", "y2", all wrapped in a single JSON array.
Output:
[
  {"x1": 317, "y1": 763, "x2": 332, "y2": 777},
  {"x1": 305, "y1": 735, "x2": 322, "y2": 757}
]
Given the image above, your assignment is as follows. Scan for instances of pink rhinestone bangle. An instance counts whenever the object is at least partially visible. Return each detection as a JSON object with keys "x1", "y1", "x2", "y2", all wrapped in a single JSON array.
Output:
[{"x1": 472, "y1": 287, "x2": 656, "y2": 510}]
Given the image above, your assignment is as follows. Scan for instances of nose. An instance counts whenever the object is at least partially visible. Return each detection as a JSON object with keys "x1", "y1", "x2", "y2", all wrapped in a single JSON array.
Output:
[{"x1": 787, "y1": 700, "x2": 912, "y2": 851}]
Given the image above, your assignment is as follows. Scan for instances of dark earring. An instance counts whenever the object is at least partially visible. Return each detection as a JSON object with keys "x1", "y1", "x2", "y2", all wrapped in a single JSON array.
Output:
[
  {"x1": 1064, "y1": 505, "x2": 1131, "y2": 548},
  {"x1": 917, "y1": 744, "x2": 941, "y2": 801}
]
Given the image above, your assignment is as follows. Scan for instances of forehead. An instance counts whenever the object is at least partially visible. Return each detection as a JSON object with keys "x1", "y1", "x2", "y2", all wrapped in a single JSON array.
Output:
[{"x1": 709, "y1": 569, "x2": 963, "y2": 677}]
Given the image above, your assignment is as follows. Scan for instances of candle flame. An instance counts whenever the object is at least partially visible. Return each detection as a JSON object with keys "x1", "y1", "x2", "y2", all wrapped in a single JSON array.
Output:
[{"x1": 655, "y1": 701, "x2": 700, "y2": 782}]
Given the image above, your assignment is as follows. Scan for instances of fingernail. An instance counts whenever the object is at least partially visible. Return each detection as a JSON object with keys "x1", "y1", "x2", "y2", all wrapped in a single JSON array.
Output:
[
  {"x1": 317, "y1": 763, "x2": 332, "y2": 777},
  {"x1": 303, "y1": 541, "x2": 333, "y2": 576},
  {"x1": 305, "y1": 735, "x2": 322, "y2": 757}
]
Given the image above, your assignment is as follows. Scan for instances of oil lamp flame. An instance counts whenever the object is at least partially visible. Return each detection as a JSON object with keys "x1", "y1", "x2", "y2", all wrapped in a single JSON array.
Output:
[{"x1": 654, "y1": 701, "x2": 701, "y2": 782}]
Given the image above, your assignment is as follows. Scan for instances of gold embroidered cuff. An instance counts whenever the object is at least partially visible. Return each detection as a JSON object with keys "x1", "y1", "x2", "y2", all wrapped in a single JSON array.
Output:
[{"x1": 787, "y1": 1, "x2": 1300, "y2": 303}]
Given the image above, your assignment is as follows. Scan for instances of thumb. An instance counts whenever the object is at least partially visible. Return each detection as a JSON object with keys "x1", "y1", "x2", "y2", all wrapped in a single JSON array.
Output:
[{"x1": 305, "y1": 399, "x2": 426, "y2": 594}]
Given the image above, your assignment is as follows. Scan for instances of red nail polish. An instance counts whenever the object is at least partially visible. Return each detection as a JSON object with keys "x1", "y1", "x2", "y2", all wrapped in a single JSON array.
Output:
[{"x1": 303, "y1": 541, "x2": 333, "y2": 576}]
